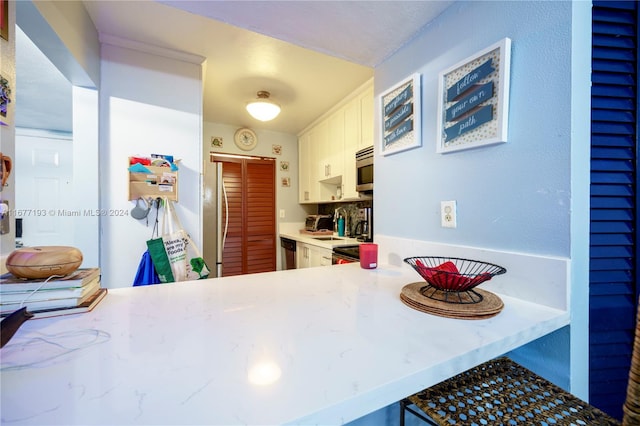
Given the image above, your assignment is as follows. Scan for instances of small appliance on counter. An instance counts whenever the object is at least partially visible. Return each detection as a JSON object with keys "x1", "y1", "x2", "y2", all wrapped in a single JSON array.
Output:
[
  {"x1": 305, "y1": 214, "x2": 334, "y2": 232},
  {"x1": 353, "y1": 207, "x2": 372, "y2": 242},
  {"x1": 356, "y1": 146, "x2": 373, "y2": 193}
]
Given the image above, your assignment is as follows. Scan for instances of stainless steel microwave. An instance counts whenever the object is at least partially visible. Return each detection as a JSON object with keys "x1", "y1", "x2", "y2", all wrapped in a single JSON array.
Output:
[{"x1": 356, "y1": 146, "x2": 374, "y2": 192}]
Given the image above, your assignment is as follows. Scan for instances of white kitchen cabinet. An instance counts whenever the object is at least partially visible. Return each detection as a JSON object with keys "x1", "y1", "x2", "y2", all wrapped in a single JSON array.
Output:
[
  {"x1": 298, "y1": 78, "x2": 373, "y2": 203},
  {"x1": 299, "y1": 122, "x2": 328, "y2": 203},
  {"x1": 296, "y1": 242, "x2": 332, "y2": 269},
  {"x1": 298, "y1": 133, "x2": 313, "y2": 202},
  {"x1": 359, "y1": 86, "x2": 374, "y2": 149},
  {"x1": 342, "y1": 83, "x2": 373, "y2": 200},
  {"x1": 311, "y1": 121, "x2": 329, "y2": 182},
  {"x1": 342, "y1": 96, "x2": 361, "y2": 200},
  {"x1": 324, "y1": 110, "x2": 345, "y2": 181},
  {"x1": 310, "y1": 244, "x2": 333, "y2": 268}
]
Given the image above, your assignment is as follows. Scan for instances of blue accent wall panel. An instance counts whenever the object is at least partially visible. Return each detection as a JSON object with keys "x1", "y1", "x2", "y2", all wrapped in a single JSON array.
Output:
[{"x1": 590, "y1": 1, "x2": 638, "y2": 419}]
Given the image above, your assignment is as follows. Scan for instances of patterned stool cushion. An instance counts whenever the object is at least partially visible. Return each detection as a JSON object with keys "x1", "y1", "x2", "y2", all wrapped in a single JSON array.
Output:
[{"x1": 405, "y1": 357, "x2": 620, "y2": 426}]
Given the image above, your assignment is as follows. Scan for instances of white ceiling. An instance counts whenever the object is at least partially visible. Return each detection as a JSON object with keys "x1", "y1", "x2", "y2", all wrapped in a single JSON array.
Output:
[{"x1": 16, "y1": 0, "x2": 454, "y2": 135}]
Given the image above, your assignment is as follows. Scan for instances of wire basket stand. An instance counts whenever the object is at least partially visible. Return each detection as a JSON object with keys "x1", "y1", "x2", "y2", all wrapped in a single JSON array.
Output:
[
  {"x1": 404, "y1": 256, "x2": 507, "y2": 305},
  {"x1": 419, "y1": 285, "x2": 484, "y2": 304}
]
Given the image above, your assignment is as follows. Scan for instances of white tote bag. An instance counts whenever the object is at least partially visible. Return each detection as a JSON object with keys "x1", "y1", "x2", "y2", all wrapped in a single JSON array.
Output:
[{"x1": 161, "y1": 198, "x2": 210, "y2": 282}]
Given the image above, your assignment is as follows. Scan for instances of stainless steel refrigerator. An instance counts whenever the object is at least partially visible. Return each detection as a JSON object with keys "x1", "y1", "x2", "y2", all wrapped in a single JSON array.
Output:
[{"x1": 203, "y1": 161, "x2": 227, "y2": 278}]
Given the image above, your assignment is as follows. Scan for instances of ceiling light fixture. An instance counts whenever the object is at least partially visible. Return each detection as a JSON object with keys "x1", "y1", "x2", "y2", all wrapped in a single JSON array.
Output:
[{"x1": 246, "y1": 91, "x2": 281, "y2": 122}]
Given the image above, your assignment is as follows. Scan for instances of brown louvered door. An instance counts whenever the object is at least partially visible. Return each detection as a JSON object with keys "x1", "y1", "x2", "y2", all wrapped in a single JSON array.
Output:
[
  {"x1": 244, "y1": 159, "x2": 277, "y2": 274},
  {"x1": 220, "y1": 160, "x2": 243, "y2": 276},
  {"x1": 213, "y1": 155, "x2": 276, "y2": 276}
]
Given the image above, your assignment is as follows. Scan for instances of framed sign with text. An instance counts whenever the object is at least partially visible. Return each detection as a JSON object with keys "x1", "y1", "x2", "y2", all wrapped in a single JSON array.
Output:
[
  {"x1": 380, "y1": 73, "x2": 421, "y2": 156},
  {"x1": 436, "y1": 38, "x2": 511, "y2": 153}
]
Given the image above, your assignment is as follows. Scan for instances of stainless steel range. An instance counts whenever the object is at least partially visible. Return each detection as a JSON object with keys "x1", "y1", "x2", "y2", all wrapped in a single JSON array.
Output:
[{"x1": 332, "y1": 245, "x2": 360, "y2": 264}]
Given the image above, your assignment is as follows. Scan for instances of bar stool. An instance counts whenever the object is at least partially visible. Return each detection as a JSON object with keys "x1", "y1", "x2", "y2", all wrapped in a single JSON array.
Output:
[{"x1": 400, "y1": 300, "x2": 640, "y2": 426}]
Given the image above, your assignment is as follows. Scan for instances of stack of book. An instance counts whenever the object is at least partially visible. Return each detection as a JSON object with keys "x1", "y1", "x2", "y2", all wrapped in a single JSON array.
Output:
[{"x1": 0, "y1": 268, "x2": 106, "y2": 319}]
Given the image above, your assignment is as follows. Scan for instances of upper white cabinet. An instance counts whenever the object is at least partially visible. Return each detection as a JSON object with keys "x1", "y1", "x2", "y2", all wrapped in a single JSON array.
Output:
[
  {"x1": 359, "y1": 87, "x2": 374, "y2": 149},
  {"x1": 342, "y1": 86, "x2": 374, "y2": 200},
  {"x1": 298, "y1": 132, "x2": 313, "y2": 202},
  {"x1": 325, "y1": 111, "x2": 345, "y2": 181},
  {"x1": 298, "y1": 79, "x2": 373, "y2": 204}
]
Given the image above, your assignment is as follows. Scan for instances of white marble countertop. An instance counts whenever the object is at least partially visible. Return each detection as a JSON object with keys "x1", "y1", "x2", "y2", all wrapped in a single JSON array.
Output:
[{"x1": 0, "y1": 263, "x2": 569, "y2": 425}]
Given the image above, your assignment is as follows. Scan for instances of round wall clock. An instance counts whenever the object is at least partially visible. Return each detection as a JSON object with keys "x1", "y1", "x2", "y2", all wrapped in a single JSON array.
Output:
[{"x1": 234, "y1": 128, "x2": 258, "y2": 151}]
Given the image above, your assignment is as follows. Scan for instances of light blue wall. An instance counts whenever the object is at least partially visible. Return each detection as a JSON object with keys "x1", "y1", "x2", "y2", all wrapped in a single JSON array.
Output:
[
  {"x1": 346, "y1": 2, "x2": 592, "y2": 424},
  {"x1": 373, "y1": 0, "x2": 593, "y2": 395},
  {"x1": 374, "y1": 1, "x2": 578, "y2": 258}
]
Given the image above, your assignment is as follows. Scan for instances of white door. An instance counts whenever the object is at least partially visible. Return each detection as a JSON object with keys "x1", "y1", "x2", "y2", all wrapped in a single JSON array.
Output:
[{"x1": 15, "y1": 133, "x2": 74, "y2": 247}]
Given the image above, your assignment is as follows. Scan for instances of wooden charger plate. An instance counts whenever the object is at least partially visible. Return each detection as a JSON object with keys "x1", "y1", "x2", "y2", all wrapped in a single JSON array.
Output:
[{"x1": 400, "y1": 282, "x2": 504, "y2": 320}]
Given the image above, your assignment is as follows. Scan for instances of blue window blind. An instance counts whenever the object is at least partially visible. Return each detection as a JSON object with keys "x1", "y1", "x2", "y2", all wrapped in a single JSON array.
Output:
[{"x1": 590, "y1": 1, "x2": 638, "y2": 419}]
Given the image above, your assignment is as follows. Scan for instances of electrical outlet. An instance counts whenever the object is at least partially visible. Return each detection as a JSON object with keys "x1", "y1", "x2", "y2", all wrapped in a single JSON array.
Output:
[
  {"x1": 440, "y1": 200, "x2": 457, "y2": 228},
  {"x1": 279, "y1": 209, "x2": 285, "y2": 218},
  {"x1": 0, "y1": 200, "x2": 9, "y2": 234}
]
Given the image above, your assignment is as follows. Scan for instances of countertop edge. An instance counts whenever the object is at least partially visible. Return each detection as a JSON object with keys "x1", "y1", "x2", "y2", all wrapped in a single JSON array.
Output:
[{"x1": 287, "y1": 304, "x2": 570, "y2": 425}]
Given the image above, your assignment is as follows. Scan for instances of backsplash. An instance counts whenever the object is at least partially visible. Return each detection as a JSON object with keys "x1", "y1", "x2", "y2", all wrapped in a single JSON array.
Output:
[{"x1": 318, "y1": 200, "x2": 373, "y2": 238}]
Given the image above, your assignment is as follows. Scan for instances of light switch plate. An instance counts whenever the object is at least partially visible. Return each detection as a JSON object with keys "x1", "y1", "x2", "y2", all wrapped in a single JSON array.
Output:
[{"x1": 0, "y1": 200, "x2": 9, "y2": 234}]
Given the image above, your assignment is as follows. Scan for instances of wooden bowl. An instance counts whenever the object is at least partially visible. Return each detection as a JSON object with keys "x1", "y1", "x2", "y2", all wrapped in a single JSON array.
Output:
[{"x1": 6, "y1": 246, "x2": 83, "y2": 279}]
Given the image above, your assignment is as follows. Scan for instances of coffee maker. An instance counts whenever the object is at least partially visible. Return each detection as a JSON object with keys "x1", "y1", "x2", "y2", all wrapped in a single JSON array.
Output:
[{"x1": 353, "y1": 207, "x2": 372, "y2": 242}]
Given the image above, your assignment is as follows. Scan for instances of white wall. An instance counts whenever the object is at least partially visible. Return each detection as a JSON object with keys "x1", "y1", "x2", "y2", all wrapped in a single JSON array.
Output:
[
  {"x1": 203, "y1": 122, "x2": 311, "y2": 270},
  {"x1": 18, "y1": 0, "x2": 99, "y2": 88},
  {"x1": 372, "y1": 0, "x2": 589, "y2": 396},
  {"x1": 99, "y1": 42, "x2": 203, "y2": 288},
  {"x1": 349, "y1": 3, "x2": 590, "y2": 424},
  {"x1": 12, "y1": 1, "x2": 101, "y2": 270},
  {"x1": 204, "y1": 121, "x2": 309, "y2": 222},
  {"x1": 27, "y1": 0, "x2": 100, "y2": 87},
  {"x1": 72, "y1": 86, "x2": 100, "y2": 267}
]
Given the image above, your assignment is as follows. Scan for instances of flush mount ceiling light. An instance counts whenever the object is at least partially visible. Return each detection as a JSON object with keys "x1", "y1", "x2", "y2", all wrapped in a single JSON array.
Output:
[{"x1": 246, "y1": 91, "x2": 281, "y2": 122}]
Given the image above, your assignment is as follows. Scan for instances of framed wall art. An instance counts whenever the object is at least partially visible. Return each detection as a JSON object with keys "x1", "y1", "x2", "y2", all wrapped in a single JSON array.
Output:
[
  {"x1": 211, "y1": 136, "x2": 223, "y2": 148},
  {"x1": 0, "y1": 74, "x2": 11, "y2": 125},
  {"x1": 436, "y1": 38, "x2": 511, "y2": 153},
  {"x1": 380, "y1": 73, "x2": 421, "y2": 156},
  {"x1": 1, "y1": 0, "x2": 8, "y2": 41}
]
